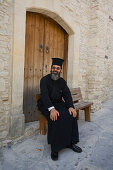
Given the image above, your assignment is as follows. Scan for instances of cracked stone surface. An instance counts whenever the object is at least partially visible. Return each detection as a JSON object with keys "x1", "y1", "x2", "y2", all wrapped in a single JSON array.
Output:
[{"x1": 0, "y1": 99, "x2": 113, "y2": 170}]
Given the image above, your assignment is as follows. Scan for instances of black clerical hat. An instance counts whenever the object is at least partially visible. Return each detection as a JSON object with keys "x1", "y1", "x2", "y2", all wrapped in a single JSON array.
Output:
[{"x1": 52, "y1": 58, "x2": 64, "y2": 68}]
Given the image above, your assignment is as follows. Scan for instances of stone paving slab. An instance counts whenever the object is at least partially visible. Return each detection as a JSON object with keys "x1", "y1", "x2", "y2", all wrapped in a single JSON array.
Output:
[{"x1": 0, "y1": 99, "x2": 113, "y2": 170}]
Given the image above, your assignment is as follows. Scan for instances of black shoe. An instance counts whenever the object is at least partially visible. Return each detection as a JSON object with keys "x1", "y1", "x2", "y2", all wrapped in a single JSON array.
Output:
[
  {"x1": 70, "y1": 144, "x2": 82, "y2": 153},
  {"x1": 51, "y1": 152, "x2": 58, "y2": 161}
]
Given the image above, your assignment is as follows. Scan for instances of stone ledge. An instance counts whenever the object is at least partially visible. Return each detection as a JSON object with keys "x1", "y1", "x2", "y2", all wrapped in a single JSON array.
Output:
[
  {"x1": 24, "y1": 121, "x2": 40, "y2": 137},
  {"x1": 9, "y1": 114, "x2": 25, "y2": 137},
  {"x1": 0, "y1": 121, "x2": 40, "y2": 148}
]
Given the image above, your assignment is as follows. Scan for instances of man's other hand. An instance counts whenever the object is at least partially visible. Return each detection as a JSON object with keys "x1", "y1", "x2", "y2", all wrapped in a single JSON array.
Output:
[
  {"x1": 50, "y1": 108, "x2": 59, "y2": 121},
  {"x1": 69, "y1": 107, "x2": 77, "y2": 118}
]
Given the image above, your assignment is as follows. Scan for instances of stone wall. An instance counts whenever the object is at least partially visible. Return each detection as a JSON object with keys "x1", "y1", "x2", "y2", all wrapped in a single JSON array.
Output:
[
  {"x1": 0, "y1": 0, "x2": 13, "y2": 140},
  {"x1": 61, "y1": 0, "x2": 113, "y2": 111},
  {"x1": 98, "y1": 0, "x2": 113, "y2": 101},
  {"x1": 60, "y1": 0, "x2": 90, "y2": 98},
  {"x1": 87, "y1": 0, "x2": 113, "y2": 111},
  {"x1": 57, "y1": 0, "x2": 113, "y2": 111}
]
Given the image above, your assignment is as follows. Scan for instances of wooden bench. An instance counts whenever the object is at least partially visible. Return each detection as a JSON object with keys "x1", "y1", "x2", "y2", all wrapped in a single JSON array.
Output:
[
  {"x1": 36, "y1": 87, "x2": 93, "y2": 135},
  {"x1": 70, "y1": 87, "x2": 93, "y2": 122}
]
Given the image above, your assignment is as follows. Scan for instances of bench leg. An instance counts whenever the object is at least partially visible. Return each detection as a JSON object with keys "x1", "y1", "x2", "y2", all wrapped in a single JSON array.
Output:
[
  {"x1": 43, "y1": 120, "x2": 48, "y2": 135},
  {"x1": 84, "y1": 106, "x2": 91, "y2": 122},
  {"x1": 40, "y1": 119, "x2": 46, "y2": 135},
  {"x1": 40, "y1": 119, "x2": 48, "y2": 135},
  {"x1": 76, "y1": 110, "x2": 79, "y2": 120},
  {"x1": 39, "y1": 120, "x2": 43, "y2": 135}
]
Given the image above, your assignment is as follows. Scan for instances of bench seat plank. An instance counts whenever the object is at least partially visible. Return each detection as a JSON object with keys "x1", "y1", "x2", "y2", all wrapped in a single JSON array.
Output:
[{"x1": 74, "y1": 101, "x2": 93, "y2": 110}]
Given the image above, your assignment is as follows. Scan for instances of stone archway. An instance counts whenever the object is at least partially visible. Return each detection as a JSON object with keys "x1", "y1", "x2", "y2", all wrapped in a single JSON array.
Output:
[{"x1": 10, "y1": 0, "x2": 80, "y2": 137}]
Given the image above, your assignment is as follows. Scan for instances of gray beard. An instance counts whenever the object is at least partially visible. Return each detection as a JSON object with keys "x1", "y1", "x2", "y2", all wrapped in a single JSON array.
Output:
[{"x1": 51, "y1": 73, "x2": 60, "y2": 81}]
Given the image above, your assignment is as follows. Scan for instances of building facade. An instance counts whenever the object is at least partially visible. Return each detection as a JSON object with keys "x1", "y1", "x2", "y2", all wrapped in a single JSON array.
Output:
[{"x1": 0, "y1": 0, "x2": 113, "y2": 141}]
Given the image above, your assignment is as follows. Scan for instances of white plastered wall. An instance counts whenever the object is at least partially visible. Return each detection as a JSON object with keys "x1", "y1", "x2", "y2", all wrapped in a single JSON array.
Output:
[{"x1": 11, "y1": 0, "x2": 80, "y2": 116}]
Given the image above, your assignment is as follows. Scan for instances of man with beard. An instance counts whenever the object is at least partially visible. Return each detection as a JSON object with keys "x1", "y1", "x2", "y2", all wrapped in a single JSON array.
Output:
[{"x1": 37, "y1": 58, "x2": 82, "y2": 161}]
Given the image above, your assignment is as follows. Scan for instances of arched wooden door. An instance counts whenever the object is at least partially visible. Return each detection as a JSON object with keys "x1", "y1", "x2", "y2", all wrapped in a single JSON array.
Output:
[{"x1": 23, "y1": 12, "x2": 68, "y2": 123}]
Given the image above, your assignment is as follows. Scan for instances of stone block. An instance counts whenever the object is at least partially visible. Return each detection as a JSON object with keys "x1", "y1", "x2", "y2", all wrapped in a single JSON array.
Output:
[
  {"x1": 0, "y1": 130, "x2": 8, "y2": 139},
  {"x1": 0, "y1": 125, "x2": 7, "y2": 131},
  {"x1": 0, "y1": 79, "x2": 6, "y2": 92},
  {"x1": 0, "y1": 60, "x2": 4, "y2": 71},
  {"x1": 0, "y1": 115, "x2": 9, "y2": 124},
  {"x1": 0, "y1": 105, "x2": 4, "y2": 113},
  {"x1": 9, "y1": 114, "x2": 25, "y2": 137},
  {"x1": 6, "y1": 0, "x2": 13, "y2": 3},
  {"x1": 0, "y1": 0, "x2": 3, "y2": 3}
]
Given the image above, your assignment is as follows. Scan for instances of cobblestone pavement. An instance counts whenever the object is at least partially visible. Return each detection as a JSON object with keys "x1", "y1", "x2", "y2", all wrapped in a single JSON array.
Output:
[{"x1": 0, "y1": 99, "x2": 113, "y2": 170}]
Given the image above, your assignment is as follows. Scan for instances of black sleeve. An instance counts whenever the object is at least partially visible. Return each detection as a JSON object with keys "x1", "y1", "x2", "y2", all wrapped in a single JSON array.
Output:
[
  {"x1": 40, "y1": 77, "x2": 53, "y2": 110},
  {"x1": 62, "y1": 80, "x2": 74, "y2": 109}
]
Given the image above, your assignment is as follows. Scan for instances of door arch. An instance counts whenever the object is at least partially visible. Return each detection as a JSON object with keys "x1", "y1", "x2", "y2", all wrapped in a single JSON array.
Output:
[{"x1": 23, "y1": 12, "x2": 68, "y2": 122}]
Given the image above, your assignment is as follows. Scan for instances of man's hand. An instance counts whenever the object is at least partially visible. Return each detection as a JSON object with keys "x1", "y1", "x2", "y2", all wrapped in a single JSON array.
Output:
[
  {"x1": 50, "y1": 108, "x2": 59, "y2": 121},
  {"x1": 69, "y1": 107, "x2": 77, "y2": 118}
]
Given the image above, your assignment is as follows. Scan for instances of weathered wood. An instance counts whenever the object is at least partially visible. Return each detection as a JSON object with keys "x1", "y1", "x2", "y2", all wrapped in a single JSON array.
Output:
[
  {"x1": 73, "y1": 101, "x2": 93, "y2": 110},
  {"x1": 63, "y1": 33, "x2": 68, "y2": 80},
  {"x1": 36, "y1": 94, "x2": 48, "y2": 135},
  {"x1": 43, "y1": 18, "x2": 67, "y2": 78},
  {"x1": 38, "y1": 112, "x2": 48, "y2": 135},
  {"x1": 76, "y1": 110, "x2": 79, "y2": 120},
  {"x1": 71, "y1": 87, "x2": 82, "y2": 102},
  {"x1": 72, "y1": 88, "x2": 93, "y2": 122},
  {"x1": 84, "y1": 106, "x2": 91, "y2": 122}
]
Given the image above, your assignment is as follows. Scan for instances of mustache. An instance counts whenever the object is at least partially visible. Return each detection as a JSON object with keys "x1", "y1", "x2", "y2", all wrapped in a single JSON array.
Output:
[
  {"x1": 52, "y1": 71, "x2": 58, "y2": 74},
  {"x1": 51, "y1": 71, "x2": 58, "y2": 74},
  {"x1": 51, "y1": 70, "x2": 61, "y2": 74}
]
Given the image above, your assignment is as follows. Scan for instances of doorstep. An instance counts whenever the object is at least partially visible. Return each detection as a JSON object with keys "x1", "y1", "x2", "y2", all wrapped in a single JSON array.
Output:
[{"x1": 0, "y1": 121, "x2": 40, "y2": 148}]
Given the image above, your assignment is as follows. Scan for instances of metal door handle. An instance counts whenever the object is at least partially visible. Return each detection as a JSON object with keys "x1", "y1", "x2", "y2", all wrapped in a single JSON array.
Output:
[
  {"x1": 45, "y1": 65, "x2": 47, "y2": 72},
  {"x1": 39, "y1": 44, "x2": 43, "y2": 52},
  {"x1": 45, "y1": 46, "x2": 49, "y2": 53}
]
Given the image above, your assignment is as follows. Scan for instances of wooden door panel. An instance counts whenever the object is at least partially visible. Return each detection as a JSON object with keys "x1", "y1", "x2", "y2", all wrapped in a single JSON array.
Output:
[
  {"x1": 32, "y1": 14, "x2": 44, "y2": 122},
  {"x1": 43, "y1": 18, "x2": 67, "y2": 78},
  {"x1": 24, "y1": 12, "x2": 44, "y2": 122},
  {"x1": 57, "y1": 28, "x2": 65, "y2": 77},
  {"x1": 63, "y1": 33, "x2": 68, "y2": 80},
  {"x1": 27, "y1": 13, "x2": 35, "y2": 123},
  {"x1": 24, "y1": 12, "x2": 35, "y2": 122},
  {"x1": 43, "y1": 19, "x2": 49, "y2": 76},
  {"x1": 34, "y1": 14, "x2": 44, "y2": 94}
]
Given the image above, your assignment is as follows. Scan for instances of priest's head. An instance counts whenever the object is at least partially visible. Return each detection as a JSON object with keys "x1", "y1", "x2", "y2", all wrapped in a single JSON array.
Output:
[{"x1": 51, "y1": 58, "x2": 64, "y2": 81}]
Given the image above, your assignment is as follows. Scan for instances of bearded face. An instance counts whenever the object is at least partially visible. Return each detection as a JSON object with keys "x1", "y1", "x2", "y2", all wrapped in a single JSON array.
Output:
[{"x1": 51, "y1": 65, "x2": 61, "y2": 80}]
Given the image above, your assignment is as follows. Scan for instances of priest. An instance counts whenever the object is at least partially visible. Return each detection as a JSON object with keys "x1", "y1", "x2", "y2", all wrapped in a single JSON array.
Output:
[{"x1": 37, "y1": 58, "x2": 82, "y2": 161}]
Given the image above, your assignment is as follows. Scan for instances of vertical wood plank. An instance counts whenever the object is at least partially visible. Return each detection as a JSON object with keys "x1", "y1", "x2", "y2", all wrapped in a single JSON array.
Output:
[
  {"x1": 27, "y1": 12, "x2": 35, "y2": 122},
  {"x1": 63, "y1": 33, "x2": 68, "y2": 80},
  {"x1": 23, "y1": 12, "x2": 29, "y2": 122},
  {"x1": 33, "y1": 14, "x2": 44, "y2": 121},
  {"x1": 24, "y1": 12, "x2": 44, "y2": 122},
  {"x1": 43, "y1": 19, "x2": 50, "y2": 76}
]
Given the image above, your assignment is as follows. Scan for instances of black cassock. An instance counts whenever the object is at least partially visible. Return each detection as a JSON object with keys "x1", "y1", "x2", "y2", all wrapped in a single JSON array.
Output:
[{"x1": 37, "y1": 74, "x2": 79, "y2": 152}]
